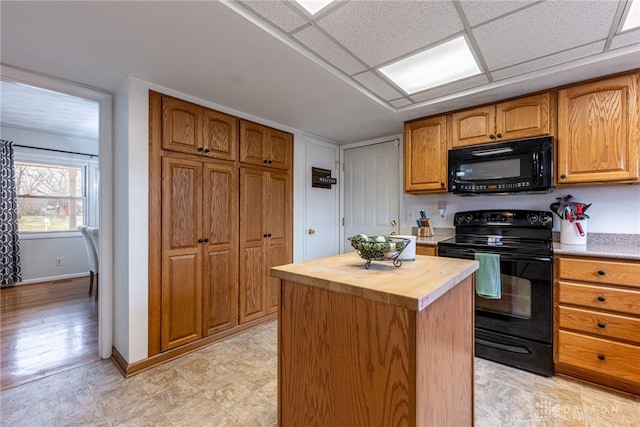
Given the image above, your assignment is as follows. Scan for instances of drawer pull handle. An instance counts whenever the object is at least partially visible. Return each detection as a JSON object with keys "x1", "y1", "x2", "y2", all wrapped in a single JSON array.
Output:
[
  {"x1": 597, "y1": 270, "x2": 606, "y2": 276},
  {"x1": 597, "y1": 295, "x2": 606, "y2": 302},
  {"x1": 597, "y1": 354, "x2": 605, "y2": 361},
  {"x1": 597, "y1": 322, "x2": 606, "y2": 328}
]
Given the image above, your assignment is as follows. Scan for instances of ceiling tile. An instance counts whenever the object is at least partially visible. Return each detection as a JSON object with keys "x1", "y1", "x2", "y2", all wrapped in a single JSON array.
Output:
[
  {"x1": 352, "y1": 71, "x2": 403, "y2": 101},
  {"x1": 473, "y1": 1, "x2": 618, "y2": 70},
  {"x1": 490, "y1": 41, "x2": 606, "y2": 81},
  {"x1": 458, "y1": 0, "x2": 537, "y2": 27},
  {"x1": 293, "y1": 26, "x2": 367, "y2": 75},
  {"x1": 409, "y1": 74, "x2": 490, "y2": 103},
  {"x1": 316, "y1": 1, "x2": 462, "y2": 67},
  {"x1": 240, "y1": 1, "x2": 307, "y2": 32},
  {"x1": 610, "y1": 29, "x2": 640, "y2": 49},
  {"x1": 390, "y1": 98, "x2": 412, "y2": 108}
]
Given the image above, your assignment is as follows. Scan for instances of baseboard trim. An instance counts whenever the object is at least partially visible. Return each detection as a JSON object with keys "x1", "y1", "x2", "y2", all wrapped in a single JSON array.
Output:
[
  {"x1": 17, "y1": 273, "x2": 89, "y2": 286},
  {"x1": 111, "y1": 313, "x2": 277, "y2": 378}
]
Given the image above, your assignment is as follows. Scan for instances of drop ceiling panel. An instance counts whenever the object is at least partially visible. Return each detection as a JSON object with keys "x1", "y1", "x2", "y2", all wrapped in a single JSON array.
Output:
[
  {"x1": 410, "y1": 75, "x2": 490, "y2": 103},
  {"x1": 459, "y1": 0, "x2": 538, "y2": 27},
  {"x1": 316, "y1": 1, "x2": 463, "y2": 67},
  {"x1": 293, "y1": 26, "x2": 367, "y2": 75},
  {"x1": 241, "y1": 1, "x2": 307, "y2": 32},
  {"x1": 353, "y1": 71, "x2": 403, "y2": 101},
  {"x1": 611, "y1": 29, "x2": 640, "y2": 49},
  {"x1": 474, "y1": 1, "x2": 618, "y2": 71},
  {"x1": 491, "y1": 41, "x2": 606, "y2": 81}
]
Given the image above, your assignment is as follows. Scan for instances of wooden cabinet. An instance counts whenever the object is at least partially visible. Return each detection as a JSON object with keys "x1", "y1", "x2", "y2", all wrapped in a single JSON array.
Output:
[
  {"x1": 239, "y1": 168, "x2": 292, "y2": 323},
  {"x1": 451, "y1": 92, "x2": 553, "y2": 148},
  {"x1": 557, "y1": 72, "x2": 639, "y2": 185},
  {"x1": 404, "y1": 115, "x2": 448, "y2": 193},
  {"x1": 149, "y1": 90, "x2": 292, "y2": 361},
  {"x1": 240, "y1": 120, "x2": 292, "y2": 170},
  {"x1": 162, "y1": 95, "x2": 237, "y2": 161},
  {"x1": 416, "y1": 245, "x2": 437, "y2": 256},
  {"x1": 160, "y1": 158, "x2": 238, "y2": 351},
  {"x1": 555, "y1": 255, "x2": 640, "y2": 395}
]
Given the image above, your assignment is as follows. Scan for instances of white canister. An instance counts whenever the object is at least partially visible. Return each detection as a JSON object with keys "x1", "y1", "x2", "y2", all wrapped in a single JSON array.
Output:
[
  {"x1": 395, "y1": 235, "x2": 417, "y2": 260},
  {"x1": 560, "y1": 219, "x2": 587, "y2": 245}
]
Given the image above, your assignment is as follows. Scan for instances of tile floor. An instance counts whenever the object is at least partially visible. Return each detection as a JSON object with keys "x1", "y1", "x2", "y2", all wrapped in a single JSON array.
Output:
[{"x1": 1, "y1": 320, "x2": 638, "y2": 426}]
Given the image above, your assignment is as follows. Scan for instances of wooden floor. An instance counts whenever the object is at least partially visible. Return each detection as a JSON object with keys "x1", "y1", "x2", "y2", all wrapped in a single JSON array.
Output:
[{"x1": 0, "y1": 277, "x2": 99, "y2": 390}]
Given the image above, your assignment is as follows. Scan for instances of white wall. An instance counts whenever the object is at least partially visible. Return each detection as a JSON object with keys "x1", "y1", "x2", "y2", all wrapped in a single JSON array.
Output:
[
  {"x1": 3, "y1": 126, "x2": 99, "y2": 284},
  {"x1": 114, "y1": 77, "x2": 313, "y2": 363}
]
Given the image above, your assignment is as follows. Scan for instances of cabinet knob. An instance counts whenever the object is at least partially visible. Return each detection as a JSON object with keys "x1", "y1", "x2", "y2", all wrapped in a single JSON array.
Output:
[
  {"x1": 204, "y1": 148, "x2": 210, "y2": 153},
  {"x1": 496, "y1": 133, "x2": 502, "y2": 138},
  {"x1": 597, "y1": 295, "x2": 606, "y2": 302},
  {"x1": 560, "y1": 174, "x2": 566, "y2": 179},
  {"x1": 597, "y1": 270, "x2": 606, "y2": 276},
  {"x1": 268, "y1": 160, "x2": 273, "y2": 164},
  {"x1": 268, "y1": 233, "x2": 272, "y2": 237},
  {"x1": 263, "y1": 234, "x2": 268, "y2": 238},
  {"x1": 597, "y1": 322, "x2": 606, "y2": 329},
  {"x1": 204, "y1": 238, "x2": 209, "y2": 243},
  {"x1": 440, "y1": 182, "x2": 445, "y2": 187},
  {"x1": 597, "y1": 354, "x2": 605, "y2": 361},
  {"x1": 263, "y1": 160, "x2": 269, "y2": 164},
  {"x1": 489, "y1": 134, "x2": 495, "y2": 139},
  {"x1": 198, "y1": 239, "x2": 203, "y2": 243},
  {"x1": 308, "y1": 229, "x2": 315, "y2": 235},
  {"x1": 198, "y1": 147, "x2": 204, "y2": 152}
]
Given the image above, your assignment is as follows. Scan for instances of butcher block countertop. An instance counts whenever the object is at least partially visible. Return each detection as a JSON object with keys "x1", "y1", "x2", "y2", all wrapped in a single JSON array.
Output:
[{"x1": 271, "y1": 252, "x2": 478, "y2": 312}]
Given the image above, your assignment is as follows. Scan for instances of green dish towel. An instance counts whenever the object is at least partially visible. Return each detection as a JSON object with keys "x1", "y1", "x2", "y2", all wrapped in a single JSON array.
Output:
[{"x1": 474, "y1": 253, "x2": 502, "y2": 299}]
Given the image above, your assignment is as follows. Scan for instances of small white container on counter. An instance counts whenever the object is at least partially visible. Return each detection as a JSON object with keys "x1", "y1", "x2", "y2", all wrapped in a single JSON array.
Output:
[
  {"x1": 560, "y1": 219, "x2": 587, "y2": 245},
  {"x1": 396, "y1": 235, "x2": 416, "y2": 260}
]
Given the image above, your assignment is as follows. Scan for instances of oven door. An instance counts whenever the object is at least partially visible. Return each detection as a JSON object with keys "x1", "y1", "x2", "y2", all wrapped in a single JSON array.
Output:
[{"x1": 438, "y1": 247, "x2": 553, "y2": 343}]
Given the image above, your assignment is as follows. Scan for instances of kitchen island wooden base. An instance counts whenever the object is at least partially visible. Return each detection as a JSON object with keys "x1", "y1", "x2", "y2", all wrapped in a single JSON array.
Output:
[{"x1": 273, "y1": 253, "x2": 477, "y2": 427}]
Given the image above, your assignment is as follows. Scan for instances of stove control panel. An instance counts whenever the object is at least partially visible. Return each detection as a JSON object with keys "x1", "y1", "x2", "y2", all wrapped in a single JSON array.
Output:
[{"x1": 454, "y1": 210, "x2": 553, "y2": 228}]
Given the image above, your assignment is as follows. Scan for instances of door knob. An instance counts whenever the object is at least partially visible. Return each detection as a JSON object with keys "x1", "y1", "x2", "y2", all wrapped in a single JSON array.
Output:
[
  {"x1": 308, "y1": 229, "x2": 315, "y2": 235},
  {"x1": 391, "y1": 220, "x2": 397, "y2": 227}
]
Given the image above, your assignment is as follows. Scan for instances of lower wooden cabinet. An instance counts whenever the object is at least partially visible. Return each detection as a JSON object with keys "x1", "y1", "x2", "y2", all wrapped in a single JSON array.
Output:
[
  {"x1": 239, "y1": 167, "x2": 292, "y2": 323},
  {"x1": 554, "y1": 255, "x2": 640, "y2": 394},
  {"x1": 416, "y1": 245, "x2": 437, "y2": 256}
]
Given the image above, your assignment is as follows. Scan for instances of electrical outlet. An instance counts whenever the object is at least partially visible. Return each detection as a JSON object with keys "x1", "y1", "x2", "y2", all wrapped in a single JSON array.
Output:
[{"x1": 55, "y1": 258, "x2": 63, "y2": 266}]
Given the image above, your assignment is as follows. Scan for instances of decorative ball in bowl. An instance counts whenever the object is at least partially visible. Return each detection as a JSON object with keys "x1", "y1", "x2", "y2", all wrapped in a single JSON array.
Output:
[{"x1": 348, "y1": 234, "x2": 410, "y2": 268}]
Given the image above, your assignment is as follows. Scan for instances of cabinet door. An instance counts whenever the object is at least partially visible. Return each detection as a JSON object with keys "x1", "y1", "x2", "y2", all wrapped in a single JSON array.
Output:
[
  {"x1": 240, "y1": 120, "x2": 268, "y2": 167},
  {"x1": 451, "y1": 105, "x2": 496, "y2": 147},
  {"x1": 162, "y1": 96, "x2": 203, "y2": 155},
  {"x1": 496, "y1": 93, "x2": 551, "y2": 140},
  {"x1": 404, "y1": 116, "x2": 448, "y2": 193},
  {"x1": 203, "y1": 110, "x2": 238, "y2": 161},
  {"x1": 239, "y1": 168, "x2": 267, "y2": 323},
  {"x1": 266, "y1": 172, "x2": 292, "y2": 313},
  {"x1": 202, "y1": 163, "x2": 238, "y2": 335},
  {"x1": 267, "y1": 128, "x2": 292, "y2": 170},
  {"x1": 161, "y1": 157, "x2": 203, "y2": 350},
  {"x1": 557, "y1": 73, "x2": 639, "y2": 184}
]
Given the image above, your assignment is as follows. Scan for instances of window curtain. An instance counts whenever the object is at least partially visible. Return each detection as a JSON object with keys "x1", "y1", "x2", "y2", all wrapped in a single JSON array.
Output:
[{"x1": 1, "y1": 139, "x2": 22, "y2": 286}]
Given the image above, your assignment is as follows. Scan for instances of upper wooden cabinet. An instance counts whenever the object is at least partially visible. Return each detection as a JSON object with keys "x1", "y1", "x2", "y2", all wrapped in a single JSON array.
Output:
[
  {"x1": 557, "y1": 72, "x2": 639, "y2": 185},
  {"x1": 451, "y1": 93, "x2": 553, "y2": 148},
  {"x1": 161, "y1": 95, "x2": 237, "y2": 161},
  {"x1": 240, "y1": 120, "x2": 292, "y2": 170},
  {"x1": 404, "y1": 115, "x2": 448, "y2": 193}
]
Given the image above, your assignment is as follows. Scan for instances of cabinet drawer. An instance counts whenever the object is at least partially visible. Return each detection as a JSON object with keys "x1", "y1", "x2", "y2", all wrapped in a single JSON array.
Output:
[
  {"x1": 416, "y1": 246, "x2": 437, "y2": 256},
  {"x1": 557, "y1": 330, "x2": 640, "y2": 383},
  {"x1": 558, "y1": 306, "x2": 640, "y2": 344},
  {"x1": 557, "y1": 257, "x2": 640, "y2": 288},
  {"x1": 558, "y1": 281, "x2": 640, "y2": 315}
]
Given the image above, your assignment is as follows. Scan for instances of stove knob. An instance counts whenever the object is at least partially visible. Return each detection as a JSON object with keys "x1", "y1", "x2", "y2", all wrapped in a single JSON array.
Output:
[
  {"x1": 527, "y1": 214, "x2": 538, "y2": 224},
  {"x1": 454, "y1": 214, "x2": 464, "y2": 225},
  {"x1": 465, "y1": 214, "x2": 473, "y2": 222},
  {"x1": 540, "y1": 214, "x2": 551, "y2": 224}
]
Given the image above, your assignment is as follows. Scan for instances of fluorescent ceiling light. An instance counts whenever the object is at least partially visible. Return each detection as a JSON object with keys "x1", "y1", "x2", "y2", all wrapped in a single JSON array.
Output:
[
  {"x1": 621, "y1": 0, "x2": 640, "y2": 31},
  {"x1": 379, "y1": 36, "x2": 482, "y2": 95},
  {"x1": 294, "y1": 0, "x2": 335, "y2": 15}
]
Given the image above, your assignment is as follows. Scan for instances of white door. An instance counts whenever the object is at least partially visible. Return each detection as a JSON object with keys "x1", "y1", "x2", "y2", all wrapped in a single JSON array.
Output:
[
  {"x1": 344, "y1": 140, "x2": 400, "y2": 251},
  {"x1": 304, "y1": 137, "x2": 340, "y2": 260}
]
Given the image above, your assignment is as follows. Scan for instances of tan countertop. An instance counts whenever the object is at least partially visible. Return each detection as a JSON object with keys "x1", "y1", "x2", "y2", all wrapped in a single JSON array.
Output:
[
  {"x1": 271, "y1": 252, "x2": 478, "y2": 312},
  {"x1": 553, "y1": 242, "x2": 640, "y2": 260}
]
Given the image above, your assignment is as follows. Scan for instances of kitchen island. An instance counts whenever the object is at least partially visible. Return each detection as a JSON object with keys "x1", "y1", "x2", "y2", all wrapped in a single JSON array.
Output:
[{"x1": 271, "y1": 252, "x2": 479, "y2": 427}]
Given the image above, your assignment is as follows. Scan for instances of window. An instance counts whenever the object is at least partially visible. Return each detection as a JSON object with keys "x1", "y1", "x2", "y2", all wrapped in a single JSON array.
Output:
[{"x1": 14, "y1": 149, "x2": 98, "y2": 235}]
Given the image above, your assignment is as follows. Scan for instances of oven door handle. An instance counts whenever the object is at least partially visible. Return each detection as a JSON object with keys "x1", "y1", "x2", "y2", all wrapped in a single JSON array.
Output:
[{"x1": 465, "y1": 250, "x2": 552, "y2": 263}]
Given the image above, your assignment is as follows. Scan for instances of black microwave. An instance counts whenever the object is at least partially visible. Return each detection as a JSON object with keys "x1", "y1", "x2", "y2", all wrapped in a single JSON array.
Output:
[{"x1": 448, "y1": 136, "x2": 553, "y2": 195}]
